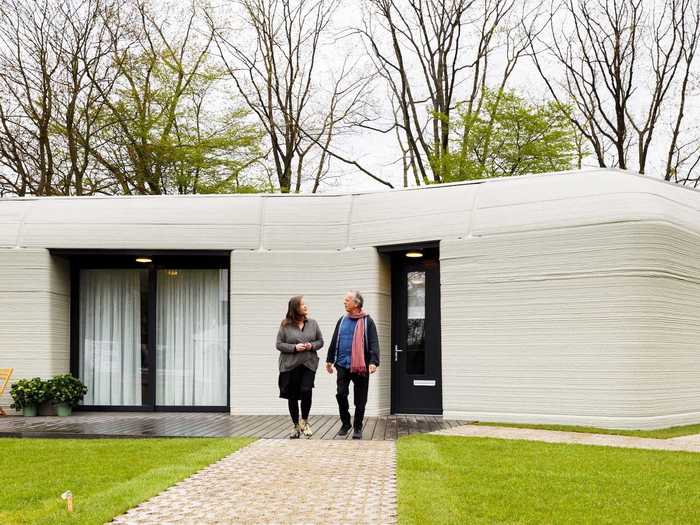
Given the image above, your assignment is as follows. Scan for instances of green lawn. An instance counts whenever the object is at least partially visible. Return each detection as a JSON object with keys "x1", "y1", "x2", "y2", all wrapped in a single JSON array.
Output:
[
  {"x1": 1, "y1": 437, "x2": 252, "y2": 525},
  {"x1": 398, "y1": 434, "x2": 700, "y2": 524},
  {"x1": 474, "y1": 421, "x2": 700, "y2": 439}
]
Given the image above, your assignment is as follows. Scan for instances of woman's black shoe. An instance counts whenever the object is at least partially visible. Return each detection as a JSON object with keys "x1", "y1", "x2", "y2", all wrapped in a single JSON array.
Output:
[
  {"x1": 337, "y1": 423, "x2": 352, "y2": 436},
  {"x1": 352, "y1": 428, "x2": 363, "y2": 439}
]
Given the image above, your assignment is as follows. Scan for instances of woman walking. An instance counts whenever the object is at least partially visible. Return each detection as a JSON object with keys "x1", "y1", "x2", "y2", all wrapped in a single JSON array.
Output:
[{"x1": 276, "y1": 295, "x2": 323, "y2": 438}]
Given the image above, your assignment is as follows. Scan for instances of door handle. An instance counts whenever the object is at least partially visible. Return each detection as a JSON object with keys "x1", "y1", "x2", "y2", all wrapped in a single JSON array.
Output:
[{"x1": 394, "y1": 345, "x2": 404, "y2": 362}]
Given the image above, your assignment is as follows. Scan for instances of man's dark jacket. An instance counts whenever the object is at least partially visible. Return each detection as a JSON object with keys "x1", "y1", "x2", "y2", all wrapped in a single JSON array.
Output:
[{"x1": 325, "y1": 315, "x2": 380, "y2": 368}]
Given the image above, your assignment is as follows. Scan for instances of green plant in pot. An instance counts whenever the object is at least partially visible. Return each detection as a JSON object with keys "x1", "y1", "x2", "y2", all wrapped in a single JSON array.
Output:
[
  {"x1": 46, "y1": 374, "x2": 87, "y2": 416},
  {"x1": 10, "y1": 377, "x2": 48, "y2": 416}
]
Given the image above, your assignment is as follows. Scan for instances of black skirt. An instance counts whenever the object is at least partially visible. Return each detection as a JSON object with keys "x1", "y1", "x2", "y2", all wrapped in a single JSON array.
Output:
[{"x1": 278, "y1": 365, "x2": 316, "y2": 400}]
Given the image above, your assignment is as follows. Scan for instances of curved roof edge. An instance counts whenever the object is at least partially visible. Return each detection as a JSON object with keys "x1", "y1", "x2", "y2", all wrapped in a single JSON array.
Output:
[
  {"x1": 1, "y1": 168, "x2": 699, "y2": 250},
  {"x1": 0, "y1": 167, "x2": 641, "y2": 201}
]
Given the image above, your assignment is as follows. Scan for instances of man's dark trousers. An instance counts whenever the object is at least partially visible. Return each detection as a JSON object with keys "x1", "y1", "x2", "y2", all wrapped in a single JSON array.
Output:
[{"x1": 335, "y1": 366, "x2": 369, "y2": 430}]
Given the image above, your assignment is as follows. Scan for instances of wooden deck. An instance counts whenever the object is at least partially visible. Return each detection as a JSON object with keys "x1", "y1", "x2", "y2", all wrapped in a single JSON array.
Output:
[{"x1": 0, "y1": 412, "x2": 469, "y2": 440}]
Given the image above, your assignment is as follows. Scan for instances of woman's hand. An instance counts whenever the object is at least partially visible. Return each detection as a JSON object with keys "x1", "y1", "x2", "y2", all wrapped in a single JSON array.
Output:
[{"x1": 295, "y1": 343, "x2": 306, "y2": 352}]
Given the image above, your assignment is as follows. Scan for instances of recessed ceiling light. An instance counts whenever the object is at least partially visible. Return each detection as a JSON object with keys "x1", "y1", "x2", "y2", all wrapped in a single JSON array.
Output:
[
  {"x1": 135, "y1": 257, "x2": 152, "y2": 263},
  {"x1": 405, "y1": 250, "x2": 423, "y2": 258}
]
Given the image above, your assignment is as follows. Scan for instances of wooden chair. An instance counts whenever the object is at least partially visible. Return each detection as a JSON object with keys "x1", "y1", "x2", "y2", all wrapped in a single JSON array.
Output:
[{"x1": 0, "y1": 368, "x2": 13, "y2": 416}]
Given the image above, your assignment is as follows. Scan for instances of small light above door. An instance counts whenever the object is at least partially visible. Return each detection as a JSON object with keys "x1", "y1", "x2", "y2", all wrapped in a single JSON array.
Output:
[
  {"x1": 405, "y1": 250, "x2": 423, "y2": 258},
  {"x1": 135, "y1": 257, "x2": 152, "y2": 263}
]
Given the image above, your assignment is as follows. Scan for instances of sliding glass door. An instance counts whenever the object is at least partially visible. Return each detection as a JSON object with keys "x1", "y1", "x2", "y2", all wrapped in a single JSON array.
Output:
[
  {"x1": 73, "y1": 254, "x2": 229, "y2": 410},
  {"x1": 79, "y1": 269, "x2": 148, "y2": 406},
  {"x1": 156, "y1": 269, "x2": 228, "y2": 406}
]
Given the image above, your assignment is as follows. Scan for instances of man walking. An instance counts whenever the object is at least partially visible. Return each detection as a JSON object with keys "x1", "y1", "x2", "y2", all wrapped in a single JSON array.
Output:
[{"x1": 325, "y1": 290, "x2": 380, "y2": 439}]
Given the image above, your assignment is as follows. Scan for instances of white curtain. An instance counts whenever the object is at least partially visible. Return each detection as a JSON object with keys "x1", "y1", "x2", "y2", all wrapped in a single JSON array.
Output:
[
  {"x1": 156, "y1": 269, "x2": 228, "y2": 406},
  {"x1": 79, "y1": 270, "x2": 143, "y2": 405}
]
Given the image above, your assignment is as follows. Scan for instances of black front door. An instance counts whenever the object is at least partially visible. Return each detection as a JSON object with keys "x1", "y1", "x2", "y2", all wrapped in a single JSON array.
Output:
[{"x1": 391, "y1": 247, "x2": 442, "y2": 414}]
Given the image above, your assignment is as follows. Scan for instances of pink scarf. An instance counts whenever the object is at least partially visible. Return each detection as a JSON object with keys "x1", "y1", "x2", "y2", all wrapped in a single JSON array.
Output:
[{"x1": 348, "y1": 310, "x2": 369, "y2": 375}]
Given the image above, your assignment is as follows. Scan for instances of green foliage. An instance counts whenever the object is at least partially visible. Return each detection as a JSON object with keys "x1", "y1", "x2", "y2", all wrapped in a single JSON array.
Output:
[
  {"x1": 94, "y1": 38, "x2": 264, "y2": 195},
  {"x1": 0, "y1": 437, "x2": 253, "y2": 524},
  {"x1": 398, "y1": 435, "x2": 700, "y2": 524},
  {"x1": 46, "y1": 374, "x2": 88, "y2": 407},
  {"x1": 9, "y1": 377, "x2": 48, "y2": 409},
  {"x1": 11, "y1": 375, "x2": 88, "y2": 409},
  {"x1": 441, "y1": 88, "x2": 580, "y2": 182}
]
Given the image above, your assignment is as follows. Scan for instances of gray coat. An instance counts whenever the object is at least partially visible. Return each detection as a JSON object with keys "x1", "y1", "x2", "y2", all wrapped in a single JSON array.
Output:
[{"x1": 276, "y1": 318, "x2": 324, "y2": 373}]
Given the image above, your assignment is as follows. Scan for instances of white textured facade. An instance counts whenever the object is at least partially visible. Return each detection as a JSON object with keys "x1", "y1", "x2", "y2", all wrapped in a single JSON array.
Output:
[
  {"x1": 230, "y1": 249, "x2": 391, "y2": 416},
  {"x1": 0, "y1": 249, "x2": 69, "y2": 408},
  {"x1": 1, "y1": 168, "x2": 699, "y2": 428}
]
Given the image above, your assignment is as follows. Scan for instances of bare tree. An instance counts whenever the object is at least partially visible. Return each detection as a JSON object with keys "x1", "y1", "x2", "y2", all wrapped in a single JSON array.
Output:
[
  {"x1": 88, "y1": 1, "x2": 213, "y2": 194},
  {"x1": 360, "y1": 0, "x2": 528, "y2": 185},
  {"x1": 0, "y1": 0, "x2": 272, "y2": 197},
  {"x1": 668, "y1": 134, "x2": 700, "y2": 186},
  {"x1": 0, "y1": 0, "x2": 67, "y2": 195},
  {"x1": 53, "y1": 0, "x2": 118, "y2": 195},
  {"x1": 211, "y1": 0, "x2": 391, "y2": 193},
  {"x1": 664, "y1": 2, "x2": 700, "y2": 182},
  {"x1": 0, "y1": 0, "x2": 128, "y2": 196},
  {"x1": 530, "y1": 0, "x2": 700, "y2": 178},
  {"x1": 77, "y1": 0, "x2": 262, "y2": 195}
]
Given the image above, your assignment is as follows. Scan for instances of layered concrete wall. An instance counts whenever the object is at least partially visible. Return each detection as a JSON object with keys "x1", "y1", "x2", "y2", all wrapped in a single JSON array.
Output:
[
  {"x1": 441, "y1": 222, "x2": 700, "y2": 429},
  {"x1": 0, "y1": 248, "x2": 70, "y2": 411},
  {"x1": 229, "y1": 248, "x2": 391, "y2": 416},
  {"x1": 3, "y1": 169, "x2": 698, "y2": 252},
  {"x1": 0, "y1": 175, "x2": 478, "y2": 251},
  {"x1": 2, "y1": 168, "x2": 700, "y2": 427}
]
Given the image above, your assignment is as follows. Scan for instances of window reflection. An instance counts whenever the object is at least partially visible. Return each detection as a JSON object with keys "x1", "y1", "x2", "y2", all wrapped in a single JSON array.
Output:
[{"x1": 406, "y1": 270, "x2": 426, "y2": 374}]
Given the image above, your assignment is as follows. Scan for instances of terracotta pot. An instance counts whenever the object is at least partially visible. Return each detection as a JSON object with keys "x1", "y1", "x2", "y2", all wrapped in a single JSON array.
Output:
[{"x1": 38, "y1": 401, "x2": 56, "y2": 416}]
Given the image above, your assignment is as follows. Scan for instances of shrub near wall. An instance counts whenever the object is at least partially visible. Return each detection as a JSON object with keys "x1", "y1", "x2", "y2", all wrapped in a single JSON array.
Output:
[
  {"x1": 10, "y1": 377, "x2": 48, "y2": 416},
  {"x1": 46, "y1": 374, "x2": 87, "y2": 416},
  {"x1": 10, "y1": 375, "x2": 87, "y2": 417}
]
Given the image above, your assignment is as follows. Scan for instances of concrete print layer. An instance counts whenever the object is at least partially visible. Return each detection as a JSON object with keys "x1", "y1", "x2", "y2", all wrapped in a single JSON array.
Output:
[
  {"x1": 230, "y1": 248, "x2": 391, "y2": 417},
  {"x1": 18, "y1": 195, "x2": 262, "y2": 250},
  {"x1": 440, "y1": 221, "x2": 700, "y2": 429},
  {"x1": 6, "y1": 169, "x2": 700, "y2": 250},
  {"x1": 4, "y1": 168, "x2": 700, "y2": 429},
  {"x1": 0, "y1": 249, "x2": 70, "y2": 410}
]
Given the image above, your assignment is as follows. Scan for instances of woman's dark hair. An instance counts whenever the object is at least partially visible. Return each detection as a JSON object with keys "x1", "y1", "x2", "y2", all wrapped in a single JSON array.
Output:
[{"x1": 282, "y1": 295, "x2": 306, "y2": 326}]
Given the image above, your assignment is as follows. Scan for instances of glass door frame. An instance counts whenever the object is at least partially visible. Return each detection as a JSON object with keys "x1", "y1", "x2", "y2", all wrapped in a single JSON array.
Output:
[{"x1": 56, "y1": 249, "x2": 231, "y2": 413}]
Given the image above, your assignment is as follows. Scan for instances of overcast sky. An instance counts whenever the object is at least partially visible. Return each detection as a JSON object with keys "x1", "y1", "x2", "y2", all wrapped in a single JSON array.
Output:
[
  {"x1": 276, "y1": 0, "x2": 693, "y2": 194},
  {"x1": 104, "y1": 0, "x2": 700, "y2": 194}
]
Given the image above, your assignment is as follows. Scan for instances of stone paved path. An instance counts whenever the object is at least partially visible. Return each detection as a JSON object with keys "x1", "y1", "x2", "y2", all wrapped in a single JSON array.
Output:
[
  {"x1": 433, "y1": 424, "x2": 700, "y2": 453},
  {"x1": 110, "y1": 424, "x2": 700, "y2": 524},
  {"x1": 111, "y1": 439, "x2": 397, "y2": 525}
]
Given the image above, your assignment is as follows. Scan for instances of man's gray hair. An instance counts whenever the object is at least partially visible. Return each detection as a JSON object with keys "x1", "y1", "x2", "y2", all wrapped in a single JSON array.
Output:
[{"x1": 349, "y1": 290, "x2": 364, "y2": 308}]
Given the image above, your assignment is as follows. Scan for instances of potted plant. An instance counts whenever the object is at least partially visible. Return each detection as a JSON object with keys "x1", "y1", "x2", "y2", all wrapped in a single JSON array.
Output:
[
  {"x1": 46, "y1": 374, "x2": 87, "y2": 416},
  {"x1": 10, "y1": 377, "x2": 48, "y2": 416}
]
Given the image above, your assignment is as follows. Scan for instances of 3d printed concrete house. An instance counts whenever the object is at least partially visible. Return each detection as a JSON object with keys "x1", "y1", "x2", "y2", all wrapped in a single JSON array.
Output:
[{"x1": 1, "y1": 168, "x2": 699, "y2": 429}]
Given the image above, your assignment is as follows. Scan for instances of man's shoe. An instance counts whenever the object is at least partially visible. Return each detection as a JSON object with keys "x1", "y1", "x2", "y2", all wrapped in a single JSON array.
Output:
[
  {"x1": 337, "y1": 423, "x2": 352, "y2": 436},
  {"x1": 352, "y1": 428, "x2": 363, "y2": 440}
]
